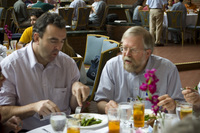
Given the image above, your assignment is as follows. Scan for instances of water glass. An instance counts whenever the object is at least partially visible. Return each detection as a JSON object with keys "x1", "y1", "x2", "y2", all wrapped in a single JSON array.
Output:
[
  {"x1": 107, "y1": 108, "x2": 120, "y2": 133},
  {"x1": 180, "y1": 102, "x2": 193, "y2": 120},
  {"x1": 176, "y1": 101, "x2": 185, "y2": 120},
  {"x1": 50, "y1": 112, "x2": 66, "y2": 133},
  {"x1": 10, "y1": 40, "x2": 17, "y2": 50},
  {"x1": 118, "y1": 102, "x2": 132, "y2": 127},
  {"x1": 66, "y1": 118, "x2": 80, "y2": 133}
]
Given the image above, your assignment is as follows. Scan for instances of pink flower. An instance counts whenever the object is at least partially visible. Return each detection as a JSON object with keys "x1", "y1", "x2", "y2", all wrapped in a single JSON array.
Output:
[
  {"x1": 140, "y1": 83, "x2": 148, "y2": 91},
  {"x1": 152, "y1": 104, "x2": 159, "y2": 115},
  {"x1": 151, "y1": 95, "x2": 159, "y2": 104}
]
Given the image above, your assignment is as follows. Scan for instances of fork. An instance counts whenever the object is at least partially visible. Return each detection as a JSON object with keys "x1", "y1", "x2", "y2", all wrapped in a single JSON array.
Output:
[{"x1": 75, "y1": 106, "x2": 82, "y2": 114}]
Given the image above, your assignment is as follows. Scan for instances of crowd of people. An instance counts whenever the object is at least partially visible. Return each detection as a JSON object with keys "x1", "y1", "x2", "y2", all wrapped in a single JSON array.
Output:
[{"x1": 0, "y1": 0, "x2": 200, "y2": 132}]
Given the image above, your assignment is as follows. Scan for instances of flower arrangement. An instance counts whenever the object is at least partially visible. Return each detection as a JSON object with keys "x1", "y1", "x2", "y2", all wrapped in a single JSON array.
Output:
[
  {"x1": 4, "y1": 25, "x2": 12, "y2": 40},
  {"x1": 139, "y1": 68, "x2": 160, "y2": 115}
]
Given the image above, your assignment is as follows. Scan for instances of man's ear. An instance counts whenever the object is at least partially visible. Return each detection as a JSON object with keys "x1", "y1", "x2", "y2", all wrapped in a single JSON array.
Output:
[
  {"x1": 146, "y1": 49, "x2": 152, "y2": 58},
  {"x1": 33, "y1": 32, "x2": 39, "y2": 43}
]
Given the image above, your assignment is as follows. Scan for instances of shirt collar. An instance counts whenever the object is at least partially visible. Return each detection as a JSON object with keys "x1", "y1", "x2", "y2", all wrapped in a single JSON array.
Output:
[{"x1": 27, "y1": 41, "x2": 62, "y2": 69}]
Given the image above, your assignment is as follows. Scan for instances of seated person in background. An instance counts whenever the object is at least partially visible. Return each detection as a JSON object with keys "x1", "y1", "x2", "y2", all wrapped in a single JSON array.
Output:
[
  {"x1": 32, "y1": 0, "x2": 55, "y2": 12},
  {"x1": 25, "y1": 0, "x2": 33, "y2": 6},
  {"x1": 184, "y1": 0, "x2": 197, "y2": 12},
  {"x1": 166, "y1": 0, "x2": 174, "y2": 11},
  {"x1": 170, "y1": 0, "x2": 187, "y2": 44},
  {"x1": 14, "y1": 0, "x2": 31, "y2": 28},
  {"x1": 132, "y1": 5, "x2": 143, "y2": 25},
  {"x1": 17, "y1": 9, "x2": 44, "y2": 49},
  {"x1": 0, "y1": 12, "x2": 90, "y2": 130},
  {"x1": 69, "y1": 0, "x2": 86, "y2": 25},
  {"x1": 130, "y1": 0, "x2": 145, "y2": 17},
  {"x1": 0, "y1": 68, "x2": 22, "y2": 133},
  {"x1": 89, "y1": 0, "x2": 106, "y2": 24},
  {"x1": 44, "y1": 0, "x2": 57, "y2": 6},
  {"x1": 94, "y1": 26, "x2": 184, "y2": 114}
]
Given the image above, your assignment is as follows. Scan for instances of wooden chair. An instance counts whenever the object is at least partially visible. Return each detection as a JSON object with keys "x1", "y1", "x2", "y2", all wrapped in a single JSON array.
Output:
[
  {"x1": 166, "y1": 11, "x2": 184, "y2": 46},
  {"x1": 83, "y1": 34, "x2": 109, "y2": 66},
  {"x1": 72, "y1": 57, "x2": 83, "y2": 70},
  {"x1": 11, "y1": 9, "x2": 26, "y2": 33},
  {"x1": 125, "y1": 9, "x2": 133, "y2": 23},
  {"x1": 0, "y1": 7, "x2": 5, "y2": 27},
  {"x1": 101, "y1": 39, "x2": 120, "y2": 52},
  {"x1": 58, "y1": 7, "x2": 74, "y2": 26},
  {"x1": 186, "y1": 11, "x2": 200, "y2": 45},
  {"x1": 88, "y1": 6, "x2": 109, "y2": 30},
  {"x1": 139, "y1": 10, "x2": 149, "y2": 30},
  {"x1": 71, "y1": 7, "x2": 91, "y2": 30},
  {"x1": 88, "y1": 47, "x2": 120, "y2": 101}
]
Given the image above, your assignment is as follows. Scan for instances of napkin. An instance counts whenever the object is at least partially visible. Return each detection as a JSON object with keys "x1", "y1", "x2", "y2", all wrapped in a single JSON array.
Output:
[{"x1": 0, "y1": 45, "x2": 7, "y2": 58}]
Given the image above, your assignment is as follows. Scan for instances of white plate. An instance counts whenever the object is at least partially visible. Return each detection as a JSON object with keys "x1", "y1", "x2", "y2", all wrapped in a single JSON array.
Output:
[
  {"x1": 70, "y1": 113, "x2": 108, "y2": 129},
  {"x1": 145, "y1": 109, "x2": 153, "y2": 115}
]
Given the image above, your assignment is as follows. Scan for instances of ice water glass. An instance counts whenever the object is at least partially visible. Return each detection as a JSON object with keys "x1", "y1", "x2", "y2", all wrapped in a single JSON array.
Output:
[
  {"x1": 50, "y1": 112, "x2": 66, "y2": 133},
  {"x1": 118, "y1": 102, "x2": 132, "y2": 127}
]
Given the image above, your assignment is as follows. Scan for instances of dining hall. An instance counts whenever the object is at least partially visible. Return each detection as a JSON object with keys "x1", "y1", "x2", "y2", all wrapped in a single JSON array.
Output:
[{"x1": 0, "y1": 0, "x2": 200, "y2": 133}]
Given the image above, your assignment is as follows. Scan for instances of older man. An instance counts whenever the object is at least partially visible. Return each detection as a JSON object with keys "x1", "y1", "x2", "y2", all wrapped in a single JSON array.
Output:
[
  {"x1": 0, "y1": 13, "x2": 90, "y2": 130},
  {"x1": 94, "y1": 26, "x2": 184, "y2": 114}
]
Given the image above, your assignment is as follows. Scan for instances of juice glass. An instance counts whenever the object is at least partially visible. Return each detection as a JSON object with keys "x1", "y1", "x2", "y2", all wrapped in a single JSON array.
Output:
[
  {"x1": 133, "y1": 101, "x2": 145, "y2": 128},
  {"x1": 67, "y1": 118, "x2": 80, "y2": 133},
  {"x1": 180, "y1": 102, "x2": 193, "y2": 120},
  {"x1": 3, "y1": 41, "x2": 9, "y2": 50},
  {"x1": 107, "y1": 108, "x2": 120, "y2": 133}
]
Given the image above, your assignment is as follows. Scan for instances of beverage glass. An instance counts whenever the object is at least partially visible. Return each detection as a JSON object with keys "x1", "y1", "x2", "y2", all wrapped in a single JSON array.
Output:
[
  {"x1": 107, "y1": 108, "x2": 120, "y2": 133},
  {"x1": 180, "y1": 102, "x2": 193, "y2": 120},
  {"x1": 66, "y1": 118, "x2": 80, "y2": 133},
  {"x1": 176, "y1": 101, "x2": 185, "y2": 120},
  {"x1": 133, "y1": 100, "x2": 145, "y2": 128},
  {"x1": 10, "y1": 40, "x2": 17, "y2": 50},
  {"x1": 3, "y1": 41, "x2": 9, "y2": 50},
  {"x1": 118, "y1": 102, "x2": 132, "y2": 128},
  {"x1": 50, "y1": 112, "x2": 66, "y2": 133}
]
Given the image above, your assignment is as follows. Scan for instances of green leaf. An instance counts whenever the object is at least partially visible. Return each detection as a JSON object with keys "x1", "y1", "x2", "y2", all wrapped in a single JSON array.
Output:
[
  {"x1": 193, "y1": 85, "x2": 198, "y2": 90},
  {"x1": 137, "y1": 96, "x2": 143, "y2": 101}
]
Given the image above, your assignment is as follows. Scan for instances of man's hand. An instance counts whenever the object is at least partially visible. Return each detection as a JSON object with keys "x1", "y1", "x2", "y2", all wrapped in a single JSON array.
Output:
[
  {"x1": 72, "y1": 82, "x2": 90, "y2": 106},
  {"x1": 105, "y1": 100, "x2": 118, "y2": 114},
  {"x1": 4, "y1": 116, "x2": 22, "y2": 133},
  {"x1": 182, "y1": 87, "x2": 200, "y2": 105},
  {"x1": 157, "y1": 94, "x2": 176, "y2": 111},
  {"x1": 33, "y1": 100, "x2": 60, "y2": 117}
]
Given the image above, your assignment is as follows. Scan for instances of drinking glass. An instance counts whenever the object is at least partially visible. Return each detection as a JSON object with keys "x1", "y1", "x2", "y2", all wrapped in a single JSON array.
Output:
[
  {"x1": 3, "y1": 41, "x2": 9, "y2": 50},
  {"x1": 107, "y1": 108, "x2": 120, "y2": 133},
  {"x1": 159, "y1": 114, "x2": 178, "y2": 132},
  {"x1": 118, "y1": 102, "x2": 132, "y2": 127},
  {"x1": 180, "y1": 102, "x2": 193, "y2": 120},
  {"x1": 133, "y1": 100, "x2": 145, "y2": 128},
  {"x1": 176, "y1": 101, "x2": 185, "y2": 120},
  {"x1": 10, "y1": 40, "x2": 17, "y2": 50},
  {"x1": 66, "y1": 118, "x2": 80, "y2": 133},
  {"x1": 50, "y1": 112, "x2": 66, "y2": 133}
]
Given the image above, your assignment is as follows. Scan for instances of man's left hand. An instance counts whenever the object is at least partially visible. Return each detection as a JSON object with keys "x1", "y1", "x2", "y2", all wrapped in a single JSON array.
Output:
[
  {"x1": 72, "y1": 82, "x2": 90, "y2": 106},
  {"x1": 157, "y1": 94, "x2": 176, "y2": 111}
]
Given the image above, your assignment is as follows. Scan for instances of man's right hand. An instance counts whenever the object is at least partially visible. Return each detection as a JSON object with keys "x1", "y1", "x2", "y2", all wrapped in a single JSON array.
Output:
[
  {"x1": 105, "y1": 100, "x2": 118, "y2": 114},
  {"x1": 34, "y1": 100, "x2": 60, "y2": 117}
]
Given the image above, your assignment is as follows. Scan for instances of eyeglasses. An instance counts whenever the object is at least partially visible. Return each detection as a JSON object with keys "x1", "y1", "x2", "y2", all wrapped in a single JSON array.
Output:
[{"x1": 120, "y1": 46, "x2": 145, "y2": 55}]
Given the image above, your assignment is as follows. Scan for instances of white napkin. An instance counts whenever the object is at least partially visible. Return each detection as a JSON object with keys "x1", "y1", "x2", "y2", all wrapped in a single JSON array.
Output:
[{"x1": 0, "y1": 45, "x2": 7, "y2": 58}]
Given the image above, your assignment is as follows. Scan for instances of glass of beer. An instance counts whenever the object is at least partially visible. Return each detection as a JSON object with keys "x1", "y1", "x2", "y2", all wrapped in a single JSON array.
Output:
[
  {"x1": 67, "y1": 118, "x2": 80, "y2": 133},
  {"x1": 107, "y1": 108, "x2": 120, "y2": 133},
  {"x1": 180, "y1": 102, "x2": 193, "y2": 120},
  {"x1": 133, "y1": 100, "x2": 145, "y2": 128},
  {"x1": 50, "y1": 112, "x2": 66, "y2": 133}
]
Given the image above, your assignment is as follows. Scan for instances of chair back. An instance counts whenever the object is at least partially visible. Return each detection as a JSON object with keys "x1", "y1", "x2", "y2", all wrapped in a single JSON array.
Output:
[
  {"x1": 195, "y1": 11, "x2": 200, "y2": 27},
  {"x1": 125, "y1": 9, "x2": 132, "y2": 23},
  {"x1": 72, "y1": 7, "x2": 91, "y2": 30},
  {"x1": 83, "y1": 34, "x2": 109, "y2": 65},
  {"x1": 139, "y1": 10, "x2": 149, "y2": 28},
  {"x1": 88, "y1": 47, "x2": 120, "y2": 101},
  {"x1": 4, "y1": 7, "x2": 14, "y2": 31},
  {"x1": 101, "y1": 39, "x2": 120, "y2": 52},
  {"x1": 72, "y1": 57, "x2": 83, "y2": 70},
  {"x1": 59, "y1": 7, "x2": 74, "y2": 26},
  {"x1": 11, "y1": 9, "x2": 26, "y2": 33},
  {"x1": 166, "y1": 11, "x2": 183, "y2": 29},
  {"x1": 98, "y1": 5, "x2": 109, "y2": 30},
  {"x1": 0, "y1": 7, "x2": 5, "y2": 26}
]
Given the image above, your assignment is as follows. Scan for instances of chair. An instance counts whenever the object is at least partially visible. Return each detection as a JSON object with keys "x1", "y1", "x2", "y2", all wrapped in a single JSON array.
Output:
[
  {"x1": 186, "y1": 11, "x2": 200, "y2": 45},
  {"x1": 125, "y1": 9, "x2": 133, "y2": 23},
  {"x1": 11, "y1": 9, "x2": 26, "y2": 33},
  {"x1": 101, "y1": 39, "x2": 120, "y2": 52},
  {"x1": 58, "y1": 7, "x2": 74, "y2": 26},
  {"x1": 139, "y1": 10, "x2": 149, "y2": 30},
  {"x1": 0, "y1": 7, "x2": 5, "y2": 27},
  {"x1": 72, "y1": 57, "x2": 83, "y2": 70},
  {"x1": 88, "y1": 47, "x2": 120, "y2": 101},
  {"x1": 166, "y1": 11, "x2": 184, "y2": 46},
  {"x1": 88, "y1": 6, "x2": 109, "y2": 30},
  {"x1": 71, "y1": 7, "x2": 91, "y2": 30},
  {"x1": 83, "y1": 34, "x2": 109, "y2": 66}
]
